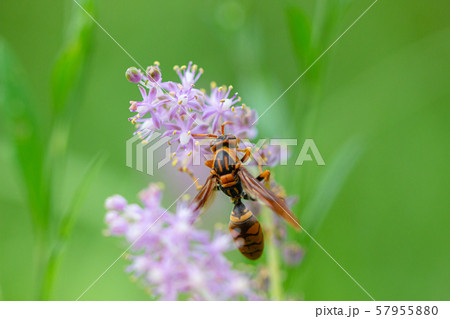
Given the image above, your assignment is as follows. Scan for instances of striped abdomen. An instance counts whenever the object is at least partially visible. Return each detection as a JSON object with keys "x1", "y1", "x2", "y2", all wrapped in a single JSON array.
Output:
[{"x1": 229, "y1": 200, "x2": 264, "y2": 260}]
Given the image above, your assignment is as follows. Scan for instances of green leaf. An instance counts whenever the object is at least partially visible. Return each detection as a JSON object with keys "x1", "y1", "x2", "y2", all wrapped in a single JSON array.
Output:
[
  {"x1": 301, "y1": 137, "x2": 365, "y2": 243},
  {"x1": 0, "y1": 38, "x2": 48, "y2": 230},
  {"x1": 59, "y1": 151, "x2": 107, "y2": 241},
  {"x1": 311, "y1": 0, "x2": 354, "y2": 55},
  {"x1": 39, "y1": 152, "x2": 107, "y2": 300},
  {"x1": 45, "y1": 0, "x2": 96, "y2": 225},
  {"x1": 286, "y1": 5, "x2": 312, "y2": 68},
  {"x1": 50, "y1": 0, "x2": 94, "y2": 116}
]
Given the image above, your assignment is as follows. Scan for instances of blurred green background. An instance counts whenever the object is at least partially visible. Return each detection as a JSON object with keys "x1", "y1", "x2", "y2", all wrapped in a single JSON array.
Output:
[{"x1": 0, "y1": 0, "x2": 449, "y2": 300}]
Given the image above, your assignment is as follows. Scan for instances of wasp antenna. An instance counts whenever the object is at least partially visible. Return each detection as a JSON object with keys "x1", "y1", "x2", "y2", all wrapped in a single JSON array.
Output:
[{"x1": 192, "y1": 133, "x2": 218, "y2": 139}]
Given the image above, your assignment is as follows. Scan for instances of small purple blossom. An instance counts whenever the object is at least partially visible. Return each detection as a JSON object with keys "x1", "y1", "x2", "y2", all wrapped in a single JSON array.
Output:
[
  {"x1": 173, "y1": 62, "x2": 204, "y2": 89},
  {"x1": 105, "y1": 194, "x2": 127, "y2": 211},
  {"x1": 165, "y1": 85, "x2": 203, "y2": 120},
  {"x1": 162, "y1": 114, "x2": 208, "y2": 156},
  {"x1": 105, "y1": 183, "x2": 263, "y2": 301},
  {"x1": 226, "y1": 105, "x2": 258, "y2": 139},
  {"x1": 203, "y1": 84, "x2": 241, "y2": 133}
]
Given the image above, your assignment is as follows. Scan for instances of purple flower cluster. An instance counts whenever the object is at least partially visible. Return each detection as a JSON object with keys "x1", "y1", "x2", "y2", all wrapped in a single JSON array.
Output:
[
  {"x1": 105, "y1": 183, "x2": 263, "y2": 300},
  {"x1": 125, "y1": 62, "x2": 276, "y2": 168}
]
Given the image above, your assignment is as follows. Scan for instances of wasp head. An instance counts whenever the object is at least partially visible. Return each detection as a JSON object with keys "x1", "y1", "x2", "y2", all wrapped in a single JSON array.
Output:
[{"x1": 210, "y1": 134, "x2": 238, "y2": 152}]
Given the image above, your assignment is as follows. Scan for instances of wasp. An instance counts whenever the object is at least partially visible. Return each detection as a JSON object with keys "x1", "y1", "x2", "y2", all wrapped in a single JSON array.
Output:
[{"x1": 186, "y1": 122, "x2": 300, "y2": 260}]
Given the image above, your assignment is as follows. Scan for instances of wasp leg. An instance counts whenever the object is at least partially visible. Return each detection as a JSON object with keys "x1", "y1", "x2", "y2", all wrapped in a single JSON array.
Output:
[
  {"x1": 256, "y1": 170, "x2": 271, "y2": 183},
  {"x1": 238, "y1": 147, "x2": 252, "y2": 163},
  {"x1": 242, "y1": 192, "x2": 256, "y2": 201},
  {"x1": 178, "y1": 166, "x2": 203, "y2": 190}
]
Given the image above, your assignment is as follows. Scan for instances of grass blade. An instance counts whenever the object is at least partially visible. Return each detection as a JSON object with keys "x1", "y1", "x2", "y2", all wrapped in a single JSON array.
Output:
[
  {"x1": 50, "y1": 0, "x2": 94, "y2": 116},
  {"x1": 59, "y1": 151, "x2": 107, "y2": 241},
  {"x1": 286, "y1": 5, "x2": 312, "y2": 68},
  {"x1": 0, "y1": 38, "x2": 48, "y2": 231},
  {"x1": 301, "y1": 137, "x2": 365, "y2": 244},
  {"x1": 40, "y1": 151, "x2": 107, "y2": 300}
]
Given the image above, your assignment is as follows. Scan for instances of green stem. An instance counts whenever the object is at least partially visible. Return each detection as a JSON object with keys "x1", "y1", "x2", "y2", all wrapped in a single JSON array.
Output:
[
  {"x1": 34, "y1": 229, "x2": 49, "y2": 300},
  {"x1": 39, "y1": 242, "x2": 65, "y2": 300},
  {"x1": 39, "y1": 152, "x2": 105, "y2": 300},
  {"x1": 261, "y1": 206, "x2": 283, "y2": 301}
]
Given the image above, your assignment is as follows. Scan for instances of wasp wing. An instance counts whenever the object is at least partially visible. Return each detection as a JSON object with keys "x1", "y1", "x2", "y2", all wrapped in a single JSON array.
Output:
[
  {"x1": 189, "y1": 175, "x2": 218, "y2": 220},
  {"x1": 238, "y1": 167, "x2": 301, "y2": 229}
]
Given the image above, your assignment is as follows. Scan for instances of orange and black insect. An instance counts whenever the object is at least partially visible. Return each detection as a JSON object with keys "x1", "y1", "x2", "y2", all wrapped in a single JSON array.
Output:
[{"x1": 187, "y1": 122, "x2": 300, "y2": 260}]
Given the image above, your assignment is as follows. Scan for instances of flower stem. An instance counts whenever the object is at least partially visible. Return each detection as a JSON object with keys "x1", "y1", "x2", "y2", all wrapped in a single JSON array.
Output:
[
  {"x1": 34, "y1": 229, "x2": 49, "y2": 300},
  {"x1": 261, "y1": 206, "x2": 283, "y2": 301},
  {"x1": 39, "y1": 242, "x2": 65, "y2": 300}
]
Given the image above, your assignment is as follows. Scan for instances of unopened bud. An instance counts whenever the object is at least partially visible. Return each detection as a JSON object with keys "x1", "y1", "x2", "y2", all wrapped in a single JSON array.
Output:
[
  {"x1": 126, "y1": 67, "x2": 142, "y2": 83},
  {"x1": 146, "y1": 65, "x2": 161, "y2": 82}
]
